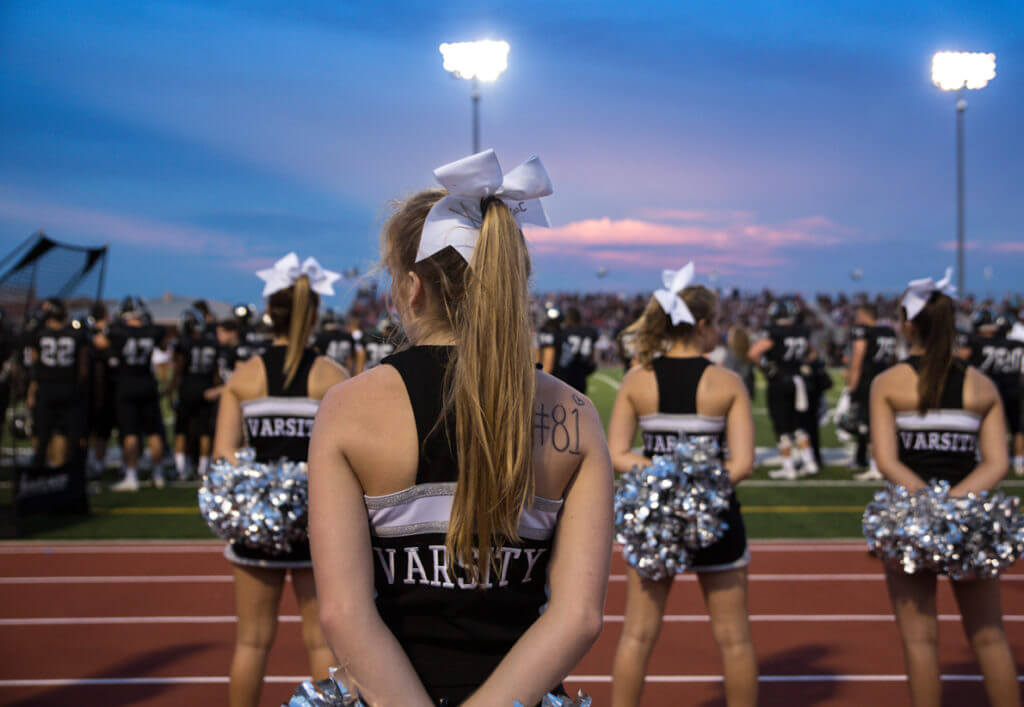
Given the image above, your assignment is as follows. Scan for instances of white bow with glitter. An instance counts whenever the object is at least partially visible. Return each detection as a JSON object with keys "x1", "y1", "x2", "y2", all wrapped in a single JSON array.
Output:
[
  {"x1": 653, "y1": 262, "x2": 696, "y2": 325},
  {"x1": 417, "y1": 149, "x2": 553, "y2": 264},
  {"x1": 256, "y1": 252, "x2": 341, "y2": 297},
  {"x1": 902, "y1": 267, "x2": 956, "y2": 321}
]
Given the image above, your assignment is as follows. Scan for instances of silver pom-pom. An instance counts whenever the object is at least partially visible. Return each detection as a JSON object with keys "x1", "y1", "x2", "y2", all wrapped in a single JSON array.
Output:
[
  {"x1": 539, "y1": 689, "x2": 593, "y2": 706},
  {"x1": 283, "y1": 667, "x2": 364, "y2": 706},
  {"x1": 513, "y1": 689, "x2": 592, "y2": 707},
  {"x1": 863, "y1": 480, "x2": 1024, "y2": 579},
  {"x1": 614, "y1": 437, "x2": 732, "y2": 581},
  {"x1": 199, "y1": 449, "x2": 309, "y2": 555}
]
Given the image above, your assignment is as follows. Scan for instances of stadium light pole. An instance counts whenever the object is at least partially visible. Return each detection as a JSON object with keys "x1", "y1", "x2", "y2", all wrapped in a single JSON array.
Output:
[
  {"x1": 440, "y1": 40, "x2": 510, "y2": 153},
  {"x1": 931, "y1": 51, "x2": 996, "y2": 296}
]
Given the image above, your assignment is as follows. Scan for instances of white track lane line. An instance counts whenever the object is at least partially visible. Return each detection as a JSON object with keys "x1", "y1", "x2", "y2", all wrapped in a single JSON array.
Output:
[
  {"x1": 3, "y1": 614, "x2": 1023, "y2": 626},
  {"x1": 4, "y1": 573, "x2": 1024, "y2": 584},
  {"x1": 1, "y1": 675, "x2": 1019, "y2": 687}
]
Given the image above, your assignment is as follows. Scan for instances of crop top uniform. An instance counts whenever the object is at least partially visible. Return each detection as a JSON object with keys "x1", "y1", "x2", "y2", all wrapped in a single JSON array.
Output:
[
  {"x1": 895, "y1": 356, "x2": 979, "y2": 486},
  {"x1": 366, "y1": 345, "x2": 565, "y2": 705},
  {"x1": 637, "y1": 356, "x2": 749, "y2": 572},
  {"x1": 225, "y1": 345, "x2": 318, "y2": 568}
]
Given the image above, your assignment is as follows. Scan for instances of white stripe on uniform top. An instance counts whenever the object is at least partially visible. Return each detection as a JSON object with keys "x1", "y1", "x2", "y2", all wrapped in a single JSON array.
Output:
[
  {"x1": 637, "y1": 413, "x2": 725, "y2": 433},
  {"x1": 894, "y1": 409, "x2": 981, "y2": 432},
  {"x1": 240, "y1": 396, "x2": 319, "y2": 418},
  {"x1": 365, "y1": 482, "x2": 563, "y2": 541}
]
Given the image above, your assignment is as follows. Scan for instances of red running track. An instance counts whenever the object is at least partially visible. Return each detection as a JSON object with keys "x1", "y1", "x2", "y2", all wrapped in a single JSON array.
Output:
[{"x1": 1, "y1": 540, "x2": 1022, "y2": 706}]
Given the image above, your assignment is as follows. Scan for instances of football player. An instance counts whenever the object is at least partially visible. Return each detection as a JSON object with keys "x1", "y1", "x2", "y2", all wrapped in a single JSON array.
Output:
[
  {"x1": 748, "y1": 299, "x2": 818, "y2": 478},
  {"x1": 961, "y1": 309, "x2": 1024, "y2": 475},
  {"x1": 846, "y1": 303, "x2": 898, "y2": 480},
  {"x1": 362, "y1": 317, "x2": 396, "y2": 369},
  {"x1": 94, "y1": 297, "x2": 168, "y2": 491},
  {"x1": 553, "y1": 307, "x2": 598, "y2": 394},
  {"x1": 26, "y1": 298, "x2": 89, "y2": 469},
  {"x1": 314, "y1": 309, "x2": 363, "y2": 374},
  {"x1": 171, "y1": 309, "x2": 219, "y2": 481},
  {"x1": 86, "y1": 302, "x2": 117, "y2": 478}
]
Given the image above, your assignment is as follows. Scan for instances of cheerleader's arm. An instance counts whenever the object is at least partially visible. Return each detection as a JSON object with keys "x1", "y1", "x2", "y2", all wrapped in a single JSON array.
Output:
[
  {"x1": 951, "y1": 368, "x2": 1009, "y2": 496},
  {"x1": 607, "y1": 367, "x2": 652, "y2": 473},
  {"x1": 870, "y1": 373, "x2": 927, "y2": 492},
  {"x1": 307, "y1": 383, "x2": 434, "y2": 707},
  {"x1": 463, "y1": 399, "x2": 612, "y2": 707}
]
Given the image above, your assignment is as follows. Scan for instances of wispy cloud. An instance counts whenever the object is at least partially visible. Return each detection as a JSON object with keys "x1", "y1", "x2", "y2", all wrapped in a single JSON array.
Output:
[
  {"x1": 938, "y1": 240, "x2": 1024, "y2": 254},
  {"x1": 525, "y1": 208, "x2": 848, "y2": 274},
  {"x1": 991, "y1": 242, "x2": 1024, "y2": 254},
  {"x1": 0, "y1": 187, "x2": 247, "y2": 256}
]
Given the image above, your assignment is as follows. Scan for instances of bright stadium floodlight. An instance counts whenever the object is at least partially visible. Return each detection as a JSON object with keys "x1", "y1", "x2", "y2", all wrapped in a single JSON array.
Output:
[
  {"x1": 440, "y1": 40, "x2": 510, "y2": 152},
  {"x1": 931, "y1": 51, "x2": 996, "y2": 91},
  {"x1": 931, "y1": 51, "x2": 996, "y2": 295}
]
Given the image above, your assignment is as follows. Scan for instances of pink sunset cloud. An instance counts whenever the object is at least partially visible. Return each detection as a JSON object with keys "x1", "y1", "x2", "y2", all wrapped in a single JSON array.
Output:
[
  {"x1": 524, "y1": 208, "x2": 848, "y2": 274},
  {"x1": 937, "y1": 240, "x2": 1024, "y2": 253},
  {"x1": 991, "y1": 242, "x2": 1024, "y2": 253}
]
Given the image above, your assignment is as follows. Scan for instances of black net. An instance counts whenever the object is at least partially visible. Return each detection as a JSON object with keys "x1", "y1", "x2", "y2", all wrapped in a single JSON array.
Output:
[{"x1": 0, "y1": 233, "x2": 107, "y2": 323}]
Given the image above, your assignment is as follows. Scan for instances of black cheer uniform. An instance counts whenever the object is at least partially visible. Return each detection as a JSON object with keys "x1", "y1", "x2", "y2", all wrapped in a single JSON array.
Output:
[
  {"x1": 762, "y1": 324, "x2": 812, "y2": 437},
  {"x1": 965, "y1": 335, "x2": 1024, "y2": 435},
  {"x1": 107, "y1": 323, "x2": 165, "y2": 438},
  {"x1": 368, "y1": 346, "x2": 564, "y2": 704},
  {"x1": 226, "y1": 346, "x2": 319, "y2": 568},
  {"x1": 638, "y1": 356, "x2": 749, "y2": 572},
  {"x1": 30, "y1": 325, "x2": 89, "y2": 456},
  {"x1": 174, "y1": 334, "x2": 219, "y2": 439},
  {"x1": 895, "y1": 357, "x2": 979, "y2": 486}
]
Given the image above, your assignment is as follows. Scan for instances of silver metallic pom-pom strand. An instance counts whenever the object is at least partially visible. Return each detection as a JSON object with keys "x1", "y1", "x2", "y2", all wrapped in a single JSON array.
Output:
[
  {"x1": 199, "y1": 449, "x2": 309, "y2": 555},
  {"x1": 614, "y1": 436, "x2": 732, "y2": 581}
]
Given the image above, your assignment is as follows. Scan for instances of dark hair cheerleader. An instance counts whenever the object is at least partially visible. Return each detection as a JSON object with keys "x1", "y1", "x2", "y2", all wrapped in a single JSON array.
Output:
[{"x1": 867, "y1": 268, "x2": 1020, "y2": 707}]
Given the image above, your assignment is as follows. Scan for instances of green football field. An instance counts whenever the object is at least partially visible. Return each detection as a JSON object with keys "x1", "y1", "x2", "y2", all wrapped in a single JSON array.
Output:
[{"x1": 6, "y1": 367, "x2": 1023, "y2": 540}]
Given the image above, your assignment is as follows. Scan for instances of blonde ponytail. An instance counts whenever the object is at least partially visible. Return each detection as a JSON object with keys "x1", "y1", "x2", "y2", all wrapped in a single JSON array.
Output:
[
  {"x1": 267, "y1": 275, "x2": 319, "y2": 389},
  {"x1": 381, "y1": 191, "x2": 535, "y2": 579},
  {"x1": 448, "y1": 199, "x2": 534, "y2": 578}
]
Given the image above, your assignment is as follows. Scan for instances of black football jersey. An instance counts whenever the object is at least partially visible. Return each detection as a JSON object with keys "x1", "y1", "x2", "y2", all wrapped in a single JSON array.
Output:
[
  {"x1": 967, "y1": 336, "x2": 1024, "y2": 391},
  {"x1": 233, "y1": 328, "x2": 269, "y2": 363},
  {"x1": 175, "y1": 335, "x2": 219, "y2": 387},
  {"x1": 852, "y1": 324, "x2": 898, "y2": 380},
  {"x1": 107, "y1": 324, "x2": 164, "y2": 378},
  {"x1": 363, "y1": 332, "x2": 395, "y2": 369},
  {"x1": 31, "y1": 326, "x2": 87, "y2": 385},
  {"x1": 765, "y1": 325, "x2": 812, "y2": 374},
  {"x1": 555, "y1": 325, "x2": 598, "y2": 383},
  {"x1": 315, "y1": 330, "x2": 360, "y2": 369}
]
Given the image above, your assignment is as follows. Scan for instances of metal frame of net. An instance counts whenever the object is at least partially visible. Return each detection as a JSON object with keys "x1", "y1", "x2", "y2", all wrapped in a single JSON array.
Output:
[{"x1": 0, "y1": 231, "x2": 108, "y2": 322}]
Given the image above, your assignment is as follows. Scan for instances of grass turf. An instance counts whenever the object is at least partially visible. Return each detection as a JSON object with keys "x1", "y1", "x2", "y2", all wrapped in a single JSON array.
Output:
[{"x1": 6, "y1": 367, "x2": 1013, "y2": 541}]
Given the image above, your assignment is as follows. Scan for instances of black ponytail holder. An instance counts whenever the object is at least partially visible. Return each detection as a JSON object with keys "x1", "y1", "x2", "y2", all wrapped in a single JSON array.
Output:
[{"x1": 479, "y1": 195, "x2": 501, "y2": 219}]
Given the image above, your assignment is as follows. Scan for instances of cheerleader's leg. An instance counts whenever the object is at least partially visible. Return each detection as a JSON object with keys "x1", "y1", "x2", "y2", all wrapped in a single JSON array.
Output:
[
  {"x1": 698, "y1": 567, "x2": 757, "y2": 707},
  {"x1": 884, "y1": 567, "x2": 940, "y2": 707},
  {"x1": 229, "y1": 564, "x2": 287, "y2": 707},
  {"x1": 291, "y1": 567, "x2": 336, "y2": 681},
  {"x1": 610, "y1": 568, "x2": 673, "y2": 707},
  {"x1": 950, "y1": 577, "x2": 1021, "y2": 707}
]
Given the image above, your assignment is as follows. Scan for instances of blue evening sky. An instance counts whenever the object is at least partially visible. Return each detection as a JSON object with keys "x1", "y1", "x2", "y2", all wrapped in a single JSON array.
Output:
[{"x1": 1, "y1": 0, "x2": 1021, "y2": 305}]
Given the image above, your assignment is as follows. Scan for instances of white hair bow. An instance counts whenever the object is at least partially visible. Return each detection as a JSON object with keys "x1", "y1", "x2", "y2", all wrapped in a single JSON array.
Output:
[
  {"x1": 256, "y1": 252, "x2": 340, "y2": 297},
  {"x1": 417, "y1": 149, "x2": 553, "y2": 264},
  {"x1": 653, "y1": 262, "x2": 696, "y2": 325},
  {"x1": 901, "y1": 267, "x2": 956, "y2": 321}
]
